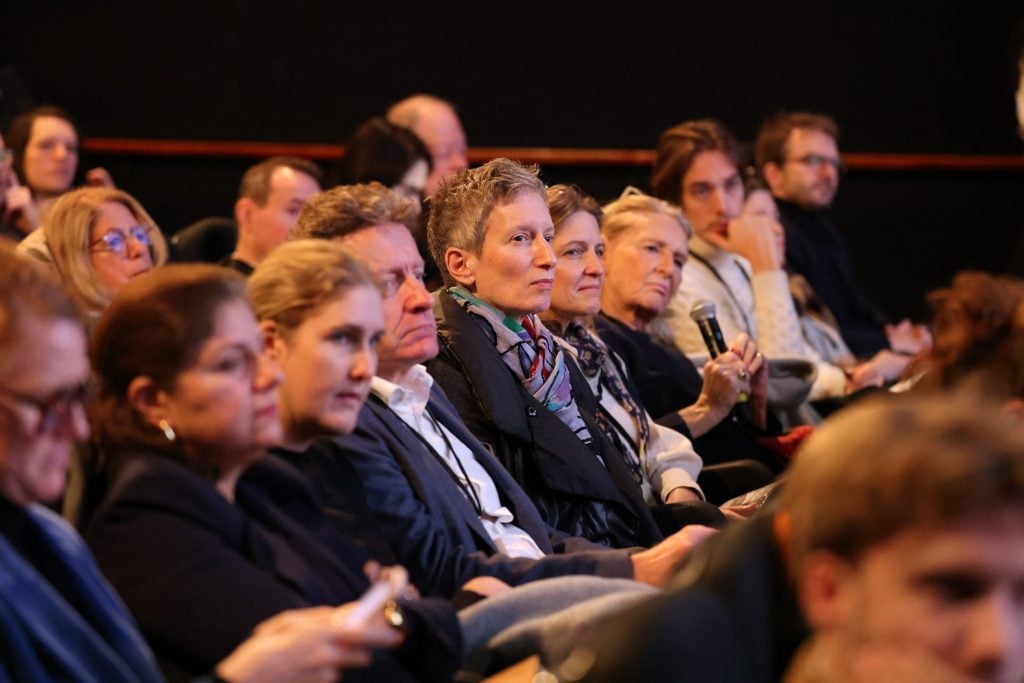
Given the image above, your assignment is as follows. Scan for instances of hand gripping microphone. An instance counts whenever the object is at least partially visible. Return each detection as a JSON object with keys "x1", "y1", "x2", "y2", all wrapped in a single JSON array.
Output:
[
  {"x1": 690, "y1": 300, "x2": 748, "y2": 403},
  {"x1": 689, "y1": 300, "x2": 728, "y2": 358}
]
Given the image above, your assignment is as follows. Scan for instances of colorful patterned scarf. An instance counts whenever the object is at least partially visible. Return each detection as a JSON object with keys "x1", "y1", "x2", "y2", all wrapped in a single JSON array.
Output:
[
  {"x1": 562, "y1": 321, "x2": 648, "y2": 485},
  {"x1": 449, "y1": 287, "x2": 593, "y2": 445}
]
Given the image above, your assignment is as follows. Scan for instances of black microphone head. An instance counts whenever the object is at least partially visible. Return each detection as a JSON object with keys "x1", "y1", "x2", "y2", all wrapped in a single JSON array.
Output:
[{"x1": 690, "y1": 299, "x2": 717, "y2": 322}]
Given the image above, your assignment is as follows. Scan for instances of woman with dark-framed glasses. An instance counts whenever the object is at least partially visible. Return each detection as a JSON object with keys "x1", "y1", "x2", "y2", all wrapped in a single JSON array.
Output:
[{"x1": 17, "y1": 186, "x2": 169, "y2": 322}]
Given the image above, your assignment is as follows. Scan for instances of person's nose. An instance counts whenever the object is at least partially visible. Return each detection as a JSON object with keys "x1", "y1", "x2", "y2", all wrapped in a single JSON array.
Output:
[
  {"x1": 253, "y1": 352, "x2": 283, "y2": 392},
  {"x1": 534, "y1": 235, "x2": 555, "y2": 269},
  {"x1": 584, "y1": 250, "x2": 605, "y2": 278},
  {"x1": 125, "y1": 234, "x2": 148, "y2": 259},
  {"x1": 402, "y1": 274, "x2": 434, "y2": 312},
  {"x1": 351, "y1": 344, "x2": 377, "y2": 382},
  {"x1": 961, "y1": 592, "x2": 1024, "y2": 681}
]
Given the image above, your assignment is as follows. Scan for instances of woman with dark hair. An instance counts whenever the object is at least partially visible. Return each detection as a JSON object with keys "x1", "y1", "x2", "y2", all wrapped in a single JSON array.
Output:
[
  {"x1": 5, "y1": 105, "x2": 114, "y2": 231},
  {"x1": 336, "y1": 117, "x2": 432, "y2": 203},
  {"x1": 81, "y1": 263, "x2": 460, "y2": 681}
]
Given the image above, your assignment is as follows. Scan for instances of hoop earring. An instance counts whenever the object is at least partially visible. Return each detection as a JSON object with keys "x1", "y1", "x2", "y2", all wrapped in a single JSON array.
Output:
[{"x1": 158, "y1": 419, "x2": 176, "y2": 442}]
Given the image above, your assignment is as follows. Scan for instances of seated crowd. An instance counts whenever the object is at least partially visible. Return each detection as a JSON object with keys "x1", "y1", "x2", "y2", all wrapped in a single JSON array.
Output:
[{"x1": 0, "y1": 95, "x2": 1021, "y2": 683}]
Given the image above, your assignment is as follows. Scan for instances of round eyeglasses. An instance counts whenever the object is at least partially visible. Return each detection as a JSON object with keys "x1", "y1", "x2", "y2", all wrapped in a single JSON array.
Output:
[
  {"x1": 89, "y1": 225, "x2": 152, "y2": 256},
  {"x1": 0, "y1": 379, "x2": 95, "y2": 436}
]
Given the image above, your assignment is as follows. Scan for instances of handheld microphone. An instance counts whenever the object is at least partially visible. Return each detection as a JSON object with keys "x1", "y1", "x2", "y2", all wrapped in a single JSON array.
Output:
[
  {"x1": 689, "y1": 300, "x2": 728, "y2": 358},
  {"x1": 690, "y1": 300, "x2": 748, "y2": 403}
]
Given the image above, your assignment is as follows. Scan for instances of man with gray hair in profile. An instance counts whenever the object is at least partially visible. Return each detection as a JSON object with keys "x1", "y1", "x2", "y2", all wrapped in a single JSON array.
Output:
[{"x1": 387, "y1": 94, "x2": 468, "y2": 196}]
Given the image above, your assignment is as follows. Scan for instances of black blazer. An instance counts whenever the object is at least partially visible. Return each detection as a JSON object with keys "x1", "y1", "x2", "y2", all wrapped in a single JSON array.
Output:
[
  {"x1": 428, "y1": 292, "x2": 662, "y2": 549},
  {"x1": 291, "y1": 382, "x2": 634, "y2": 598},
  {"x1": 83, "y1": 448, "x2": 460, "y2": 682}
]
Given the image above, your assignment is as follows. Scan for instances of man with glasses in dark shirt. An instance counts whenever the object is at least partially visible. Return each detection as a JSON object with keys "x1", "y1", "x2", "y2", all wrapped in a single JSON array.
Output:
[{"x1": 755, "y1": 112, "x2": 929, "y2": 359}]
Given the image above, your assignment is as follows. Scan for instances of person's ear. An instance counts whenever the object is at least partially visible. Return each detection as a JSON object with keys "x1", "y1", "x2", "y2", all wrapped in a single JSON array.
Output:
[
  {"x1": 796, "y1": 550, "x2": 858, "y2": 630},
  {"x1": 126, "y1": 376, "x2": 169, "y2": 430},
  {"x1": 762, "y1": 162, "x2": 783, "y2": 195},
  {"x1": 260, "y1": 320, "x2": 288, "y2": 364},
  {"x1": 234, "y1": 197, "x2": 254, "y2": 229},
  {"x1": 445, "y1": 247, "x2": 477, "y2": 289}
]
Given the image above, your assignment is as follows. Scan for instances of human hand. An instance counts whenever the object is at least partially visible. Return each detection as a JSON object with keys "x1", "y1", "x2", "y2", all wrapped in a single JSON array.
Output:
[
  {"x1": 719, "y1": 503, "x2": 759, "y2": 521},
  {"x1": 215, "y1": 604, "x2": 404, "y2": 683},
  {"x1": 728, "y1": 333, "x2": 768, "y2": 428},
  {"x1": 664, "y1": 487, "x2": 702, "y2": 504},
  {"x1": 843, "y1": 640, "x2": 974, "y2": 683},
  {"x1": 461, "y1": 576, "x2": 514, "y2": 598},
  {"x1": 630, "y1": 524, "x2": 718, "y2": 586},
  {"x1": 885, "y1": 319, "x2": 932, "y2": 355},
  {"x1": 84, "y1": 167, "x2": 115, "y2": 188},
  {"x1": 703, "y1": 214, "x2": 783, "y2": 273},
  {"x1": 845, "y1": 350, "x2": 911, "y2": 392}
]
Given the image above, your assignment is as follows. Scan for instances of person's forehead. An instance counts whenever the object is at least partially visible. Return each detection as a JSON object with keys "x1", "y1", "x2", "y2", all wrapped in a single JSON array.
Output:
[
  {"x1": 683, "y1": 150, "x2": 739, "y2": 184},
  {"x1": 268, "y1": 166, "x2": 319, "y2": 195},
  {"x1": 341, "y1": 223, "x2": 421, "y2": 267},
  {"x1": 788, "y1": 128, "x2": 838, "y2": 153},
  {"x1": 485, "y1": 192, "x2": 552, "y2": 230}
]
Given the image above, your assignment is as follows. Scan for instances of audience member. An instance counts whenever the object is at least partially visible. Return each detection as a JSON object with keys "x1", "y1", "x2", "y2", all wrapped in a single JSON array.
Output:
[
  {"x1": 573, "y1": 393, "x2": 1024, "y2": 683},
  {"x1": 0, "y1": 242, "x2": 444, "y2": 683},
  {"x1": 223, "y1": 156, "x2": 321, "y2": 275},
  {"x1": 284, "y1": 183, "x2": 714, "y2": 593},
  {"x1": 0, "y1": 131, "x2": 36, "y2": 239},
  {"x1": 755, "y1": 111, "x2": 930, "y2": 357},
  {"x1": 337, "y1": 117, "x2": 432, "y2": 203},
  {"x1": 595, "y1": 188, "x2": 785, "y2": 471},
  {"x1": 426, "y1": 159, "x2": 667, "y2": 549},
  {"x1": 387, "y1": 94, "x2": 468, "y2": 196},
  {"x1": 80, "y1": 264, "x2": 460, "y2": 681},
  {"x1": 5, "y1": 105, "x2": 113, "y2": 231},
  {"x1": 18, "y1": 187, "x2": 169, "y2": 323}
]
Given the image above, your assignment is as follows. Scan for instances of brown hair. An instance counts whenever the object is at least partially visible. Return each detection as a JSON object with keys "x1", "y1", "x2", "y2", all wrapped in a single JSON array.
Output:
[
  {"x1": 754, "y1": 112, "x2": 839, "y2": 170},
  {"x1": 5, "y1": 105, "x2": 82, "y2": 190},
  {"x1": 89, "y1": 264, "x2": 247, "y2": 456},
  {"x1": 913, "y1": 271, "x2": 1024, "y2": 400},
  {"x1": 291, "y1": 182, "x2": 419, "y2": 242},
  {"x1": 651, "y1": 120, "x2": 742, "y2": 205},
  {"x1": 547, "y1": 184, "x2": 602, "y2": 233},
  {"x1": 784, "y1": 393, "x2": 1024, "y2": 574},
  {"x1": 237, "y1": 156, "x2": 323, "y2": 205},
  {"x1": 427, "y1": 158, "x2": 546, "y2": 287}
]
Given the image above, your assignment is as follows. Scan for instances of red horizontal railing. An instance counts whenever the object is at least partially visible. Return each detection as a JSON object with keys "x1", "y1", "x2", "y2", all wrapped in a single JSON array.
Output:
[{"x1": 82, "y1": 137, "x2": 1024, "y2": 171}]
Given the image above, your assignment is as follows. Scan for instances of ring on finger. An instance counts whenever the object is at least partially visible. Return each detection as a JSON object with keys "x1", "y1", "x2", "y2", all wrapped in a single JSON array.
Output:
[{"x1": 738, "y1": 369, "x2": 748, "y2": 380}]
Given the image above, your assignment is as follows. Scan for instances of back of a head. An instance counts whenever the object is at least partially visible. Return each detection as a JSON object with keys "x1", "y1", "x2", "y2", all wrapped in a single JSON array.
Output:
[
  {"x1": 291, "y1": 182, "x2": 419, "y2": 242},
  {"x1": 915, "y1": 271, "x2": 1024, "y2": 402},
  {"x1": 386, "y1": 94, "x2": 453, "y2": 130},
  {"x1": 342, "y1": 117, "x2": 432, "y2": 187},
  {"x1": 0, "y1": 238, "x2": 79, "y2": 365},
  {"x1": 651, "y1": 119, "x2": 741, "y2": 204},
  {"x1": 783, "y1": 392, "x2": 1024, "y2": 572},
  {"x1": 426, "y1": 157, "x2": 544, "y2": 287},
  {"x1": 754, "y1": 111, "x2": 839, "y2": 172},
  {"x1": 90, "y1": 264, "x2": 246, "y2": 452}
]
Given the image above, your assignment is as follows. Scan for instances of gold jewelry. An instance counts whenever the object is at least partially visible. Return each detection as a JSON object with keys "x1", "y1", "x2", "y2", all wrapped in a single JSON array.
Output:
[
  {"x1": 382, "y1": 599, "x2": 405, "y2": 630},
  {"x1": 158, "y1": 419, "x2": 176, "y2": 442}
]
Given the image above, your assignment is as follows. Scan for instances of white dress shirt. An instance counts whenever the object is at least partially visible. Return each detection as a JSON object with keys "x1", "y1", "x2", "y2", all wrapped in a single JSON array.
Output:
[{"x1": 371, "y1": 366, "x2": 545, "y2": 560}]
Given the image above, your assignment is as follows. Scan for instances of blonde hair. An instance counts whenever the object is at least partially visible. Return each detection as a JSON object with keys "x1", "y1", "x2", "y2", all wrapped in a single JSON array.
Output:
[
  {"x1": 600, "y1": 188, "x2": 692, "y2": 243},
  {"x1": 427, "y1": 158, "x2": 546, "y2": 287},
  {"x1": 43, "y1": 187, "x2": 169, "y2": 314},
  {"x1": 248, "y1": 239, "x2": 379, "y2": 335}
]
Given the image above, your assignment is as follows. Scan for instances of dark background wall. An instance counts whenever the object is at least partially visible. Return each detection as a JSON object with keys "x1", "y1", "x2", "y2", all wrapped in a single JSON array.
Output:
[{"x1": 2, "y1": 1, "x2": 1022, "y2": 321}]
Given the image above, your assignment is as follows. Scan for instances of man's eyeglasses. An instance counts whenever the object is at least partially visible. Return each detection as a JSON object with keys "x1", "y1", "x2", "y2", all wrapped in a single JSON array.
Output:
[
  {"x1": 0, "y1": 380, "x2": 95, "y2": 435},
  {"x1": 89, "y1": 225, "x2": 152, "y2": 256},
  {"x1": 788, "y1": 154, "x2": 844, "y2": 173}
]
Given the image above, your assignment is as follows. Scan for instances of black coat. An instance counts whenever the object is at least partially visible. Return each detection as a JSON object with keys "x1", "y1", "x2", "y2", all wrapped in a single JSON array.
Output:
[
  {"x1": 428, "y1": 292, "x2": 663, "y2": 549},
  {"x1": 83, "y1": 449, "x2": 461, "y2": 682},
  {"x1": 595, "y1": 313, "x2": 785, "y2": 473}
]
